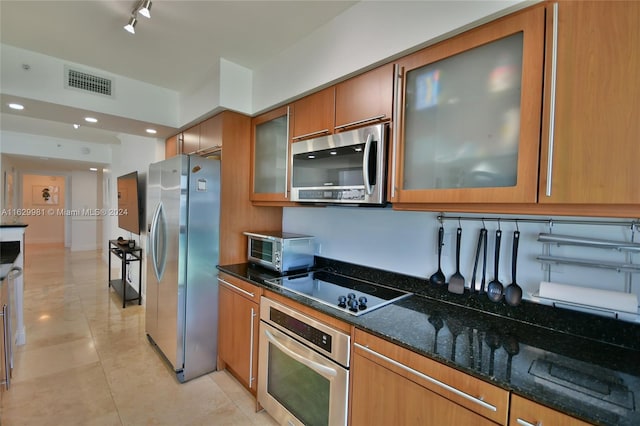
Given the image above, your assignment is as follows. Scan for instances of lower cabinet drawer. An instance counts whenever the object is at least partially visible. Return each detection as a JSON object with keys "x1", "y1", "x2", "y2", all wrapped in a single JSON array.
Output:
[
  {"x1": 509, "y1": 394, "x2": 592, "y2": 426},
  {"x1": 353, "y1": 329, "x2": 509, "y2": 425}
]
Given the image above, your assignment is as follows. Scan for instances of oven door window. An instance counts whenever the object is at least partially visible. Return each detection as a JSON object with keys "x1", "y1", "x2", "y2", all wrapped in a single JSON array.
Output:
[
  {"x1": 292, "y1": 143, "x2": 371, "y2": 189},
  {"x1": 268, "y1": 343, "x2": 330, "y2": 426},
  {"x1": 250, "y1": 239, "x2": 273, "y2": 262}
]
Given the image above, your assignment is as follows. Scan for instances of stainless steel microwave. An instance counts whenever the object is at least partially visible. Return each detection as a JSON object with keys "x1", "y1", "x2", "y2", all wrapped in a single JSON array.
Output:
[
  {"x1": 290, "y1": 123, "x2": 388, "y2": 205},
  {"x1": 243, "y1": 231, "x2": 315, "y2": 273}
]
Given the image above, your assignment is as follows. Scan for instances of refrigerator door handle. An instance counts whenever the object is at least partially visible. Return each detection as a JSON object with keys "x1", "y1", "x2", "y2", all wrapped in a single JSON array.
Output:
[{"x1": 150, "y1": 202, "x2": 167, "y2": 282}]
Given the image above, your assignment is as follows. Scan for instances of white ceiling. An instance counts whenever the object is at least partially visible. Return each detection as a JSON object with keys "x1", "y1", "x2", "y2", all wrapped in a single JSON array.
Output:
[{"x1": 0, "y1": 0, "x2": 357, "y2": 169}]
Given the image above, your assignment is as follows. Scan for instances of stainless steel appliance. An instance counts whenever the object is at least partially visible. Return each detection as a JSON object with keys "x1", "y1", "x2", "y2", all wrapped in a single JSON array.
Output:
[
  {"x1": 146, "y1": 155, "x2": 220, "y2": 382},
  {"x1": 290, "y1": 123, "x2": 388, "y2": 205},
  {"x1": 258, "y1": 297, "x2": 350, "y2": 426},
  {"x1": 267, "y1": 270, "x2": 412, "y2": 316},
  {"x1": 244, "y1": 231, "x2": 315, "y2": 273}
]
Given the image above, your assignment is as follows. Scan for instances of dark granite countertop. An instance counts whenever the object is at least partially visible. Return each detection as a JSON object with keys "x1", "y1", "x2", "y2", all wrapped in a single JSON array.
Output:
[
  {"x1": 0, "y1": 223, "x2": 28, "y2": 228},
  {"x1": 218, "y1": 260, "x2": 640, "y2": 426},
  {"x1": 0, "y1": 241, "x2": 21, "y2": 281}
]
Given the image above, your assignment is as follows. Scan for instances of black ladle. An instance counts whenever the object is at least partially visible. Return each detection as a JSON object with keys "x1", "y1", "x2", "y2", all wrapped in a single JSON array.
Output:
[
  {"x1": 505, "y1": 231, "x2": 523, "y2": 307},
  {"x1": 487, "y1": 229, "x2": 504, "y2": 302},
  {"x1": 429, "y1": 226, "x2": 446, "y2": 286}
]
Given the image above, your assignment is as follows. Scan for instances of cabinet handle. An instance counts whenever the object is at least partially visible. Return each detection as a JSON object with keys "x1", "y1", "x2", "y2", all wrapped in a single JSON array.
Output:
[
  {"x1": 1, "y1": 304, "x2": 10, "y2": 390},
  {"x1": 334, "y1": 115, "x2": 386, "y2": 131},
  {"x1": 218, "y1": 277, "x2": 255, "y2": 299},
  {"x1": 391, "y1": 64, "x2": 403, "y2": 199},
  {"x1": 545, "y1": 2, "x2": 559, "y2": 197},
  {"x1": 516, "y1": 418, "x2": 541, "y2": 426},
  {"x1": 285, "y1": 106, "x2": 291, "y2": 198},
  {"x1": 292, "y1": 129, "x2": 330, "y2": 141},
  {"x1": 249, "y1": 307, "x2": 256, "y2": 389},
  {"x1": 194, "y1": 145, "x2": 222, "y2": 155},
  {"x1": 354, "y1": 343, "x2": 497, "y2": 413}
]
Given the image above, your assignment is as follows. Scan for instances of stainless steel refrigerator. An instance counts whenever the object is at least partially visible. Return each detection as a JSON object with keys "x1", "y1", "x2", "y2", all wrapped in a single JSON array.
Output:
[{"x1": 145, "y1": 154, "x2": 220, "y2": 382}]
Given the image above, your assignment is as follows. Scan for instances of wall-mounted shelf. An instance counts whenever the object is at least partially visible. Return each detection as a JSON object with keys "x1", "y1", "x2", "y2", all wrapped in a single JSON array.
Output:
[
  {"x1": 537, "y1": 233, "x2": 640, "y2": 253},
  {"x1": 536, "y1": 255, "x2": 640, "y2": 274}
]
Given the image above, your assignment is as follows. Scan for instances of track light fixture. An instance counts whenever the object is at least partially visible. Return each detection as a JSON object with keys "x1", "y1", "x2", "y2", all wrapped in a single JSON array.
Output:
[
  {"x1": 123, "y1": 0, "x2": 152, "y2": 34},
  {"x1": 139, "y1": 0, "x2": 152, "y2": 18},
  {"x1": 124, "y1": 16, "x2": 137, "y2": 34}
]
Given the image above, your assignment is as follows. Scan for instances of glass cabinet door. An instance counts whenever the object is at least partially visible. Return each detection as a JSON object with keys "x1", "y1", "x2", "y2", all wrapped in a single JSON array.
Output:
[
  {"x1": 251, "y1": 106, "x2": 291, "y2": 202},
  {"x1": 394, "y1": 6, "x2": 545, "y2": 204}
]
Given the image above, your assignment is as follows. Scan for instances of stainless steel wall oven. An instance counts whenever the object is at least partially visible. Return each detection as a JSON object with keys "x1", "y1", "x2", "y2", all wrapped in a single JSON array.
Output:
[{"x1": 258, "y1": 297, "x2": 349, "y2": 426}]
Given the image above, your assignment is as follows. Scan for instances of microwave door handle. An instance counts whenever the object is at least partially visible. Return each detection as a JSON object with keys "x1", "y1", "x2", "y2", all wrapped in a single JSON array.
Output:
[
  {"x1": 362, "y1": 133, "x2": 374, "y2": 195},
  {"x1": 264, "y1": 328, "x2": 337, "y2": 377}
]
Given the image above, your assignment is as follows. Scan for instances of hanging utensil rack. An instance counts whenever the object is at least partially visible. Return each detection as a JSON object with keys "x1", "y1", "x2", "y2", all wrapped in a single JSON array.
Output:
[{"x1": 437, "y1": 214, "x2": 640, "y2": 292}]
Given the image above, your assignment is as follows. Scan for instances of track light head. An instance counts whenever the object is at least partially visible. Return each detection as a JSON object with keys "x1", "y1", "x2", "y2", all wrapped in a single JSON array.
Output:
[
  {"x1": 139, "y1": 0, "x2": 152, "y2": 18},
  {"x1": 124, "y1": 16, "x2": 137, "y2": 34}
]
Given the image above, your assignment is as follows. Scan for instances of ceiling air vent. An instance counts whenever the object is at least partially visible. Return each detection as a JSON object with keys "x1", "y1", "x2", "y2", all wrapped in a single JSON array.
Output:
[{"x1": 65, "y1": 67, "x2": 113, "y2": 97}]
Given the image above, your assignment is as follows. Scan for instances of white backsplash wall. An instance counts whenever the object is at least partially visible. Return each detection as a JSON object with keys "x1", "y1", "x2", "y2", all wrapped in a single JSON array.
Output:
[{"x1": 283, "y1": 207, "x2": 639, "y2": 312}]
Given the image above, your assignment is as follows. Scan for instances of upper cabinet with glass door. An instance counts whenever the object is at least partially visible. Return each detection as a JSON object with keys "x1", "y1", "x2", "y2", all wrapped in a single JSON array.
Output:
[
  {"x1": 250, "y1": 106, "x2": 295, "y2": 205},
  {"x1": 391, "y1": 5, "x2": 545, "y2": 204}
]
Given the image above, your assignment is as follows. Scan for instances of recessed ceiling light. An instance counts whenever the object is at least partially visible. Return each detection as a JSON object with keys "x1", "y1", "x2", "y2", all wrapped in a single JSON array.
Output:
[
  {"x1": 84, "y1": 117, "x2": 98, "y2": 123},
  {"x1": 73, "y1": 124, "x2": 80, "y2": 129},
  {"x1": 8, "y1": 103, "x2": 24, "y2": 110},
  {"x1": 89, "y1": 167, "x2": 98, "y2": 172},
  {"x1": 146, "y1": 128, "x2": 157, "y2": 134}
]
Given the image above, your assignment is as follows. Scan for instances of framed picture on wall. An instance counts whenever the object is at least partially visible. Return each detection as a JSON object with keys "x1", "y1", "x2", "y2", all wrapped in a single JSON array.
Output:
[{"x1": 32, "y1": 185, "x2": 59, "y2": 205}]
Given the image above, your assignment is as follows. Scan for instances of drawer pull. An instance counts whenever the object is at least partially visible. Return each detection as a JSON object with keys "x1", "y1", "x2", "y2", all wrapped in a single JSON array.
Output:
[
  {"x1": 218, "y1": 277, "x2": 255, "y2": 298},
  {"x1": 516, "y1": 418, "x2": 541, "y2": 426},
  {"x1": 355, "y1": 342, "x2": 497, "y2": 413}
]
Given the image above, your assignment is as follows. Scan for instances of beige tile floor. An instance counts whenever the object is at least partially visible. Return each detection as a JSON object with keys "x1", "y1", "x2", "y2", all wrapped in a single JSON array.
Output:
[{"x1": 1, "y1": 244, "x2": 278, "y2": 426}]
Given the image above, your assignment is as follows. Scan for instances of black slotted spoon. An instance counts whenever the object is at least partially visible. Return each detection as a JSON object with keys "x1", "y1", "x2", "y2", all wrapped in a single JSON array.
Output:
[{"x1": 487, "y1": 229, "x2": 504, "y2": 302}]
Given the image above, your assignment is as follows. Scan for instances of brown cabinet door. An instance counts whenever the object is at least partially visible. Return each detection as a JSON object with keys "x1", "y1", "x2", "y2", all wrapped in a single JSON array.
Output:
[
  {"x1": 509, "y1": 394, "x2": 592, "y2": 426},
  {"x1": 392, "y1": 5, "x2": 545, "y2": 204},
  {"x1": 165, "y1": 134, "x2": 179, "y2": 159},
  {"x1": 351, "y1": 352, "x2": 498, "y2": 426},
  {"x1": 335, "y1": 63, "x2": 394, "y2": 131},
  {"x1": 182, "y1": 124, "x2": 200, "y2": 154},
  {"x1": 199, "y1": 115, "x2": 222, "y2": 153},
  {"x1": 217, "y1": 275, "x2": 260, "y2": 394},
  {"x1": 539, "y1": 1, "x2": 640, "y2": 204},
  {"x1": 291, "y1": 86, "x2": 335, "y2": 141}
]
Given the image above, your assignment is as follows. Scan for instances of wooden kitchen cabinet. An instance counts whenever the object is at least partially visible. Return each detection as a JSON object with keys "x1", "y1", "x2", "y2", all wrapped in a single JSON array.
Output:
[
  {"x1": 391, "y1": 5, "x2": 545, "y2": 205},
  {"x1": 165, "y1": 133, "x2": 180, "y2": 158},
  {"x1": 250, "y1": 106, "x2": 296, "y2": 205},
  {"x1": 539, "y1": 1, "x2": 640, "y2": 207},
  {"x1": 291, "y1": 86, "x2": 335, "y2": 141},
  {"x1": 351, "y1": 329, "x2": 509, "y2": 426},
  {"x1": 334, "y1": 63, "x2": 394, "y2": 132},
  {"x1": 217, "y1": 111, "x2": 282, "y2": 265},
  {"x1": 198, "y1": 115, "x2": 223, "y2": 154},
  {"x1": 217, "y1": 272, "x2": 261, "y2": 394},
  {"x1": 182, "y1": 124, "x2": 200, "y2": 155},
  {"x1": 509, "y1": 394, "x2": 592, "y2": 426}
]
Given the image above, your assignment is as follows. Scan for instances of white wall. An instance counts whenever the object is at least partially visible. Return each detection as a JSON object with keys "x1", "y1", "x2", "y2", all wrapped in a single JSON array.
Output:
[
  {"x1": 69, "y1": 170, "x2": 101, "y2": 251},
  {"x1": 1, "y1": 44, "x2": 180, "y2": 127},
  {"x1": 252, "y1": 0, "x2": 529, "y2": 113},
  {"x1": 283, "y1": 208, "x2": 640, "y2": 317},
  {"x1": 103, "y1": 134, "x2": 164, "y2": 301}
]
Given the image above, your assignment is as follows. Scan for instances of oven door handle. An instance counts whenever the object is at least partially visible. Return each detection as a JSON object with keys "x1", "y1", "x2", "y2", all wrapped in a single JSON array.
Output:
[{"x1": 264, "y1": 328, "x2": 337, "y2": 377}]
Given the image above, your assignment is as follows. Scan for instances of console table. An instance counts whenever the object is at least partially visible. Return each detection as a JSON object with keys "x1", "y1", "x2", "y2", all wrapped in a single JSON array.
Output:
[{"x1": 108, "y1": 240, "x2": 142, "y2": 308}]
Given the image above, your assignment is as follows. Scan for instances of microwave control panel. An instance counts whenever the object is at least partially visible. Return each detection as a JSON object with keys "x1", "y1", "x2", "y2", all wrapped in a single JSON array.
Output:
[{"x1": 298, "y1": 189, "x2": 365, "y2": 201}]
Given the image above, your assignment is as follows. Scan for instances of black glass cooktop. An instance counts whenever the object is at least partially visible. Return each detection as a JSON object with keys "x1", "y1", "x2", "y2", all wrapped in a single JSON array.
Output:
[{"x1": 266, "y1": 270, "x2": 412, "y2": 316}]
